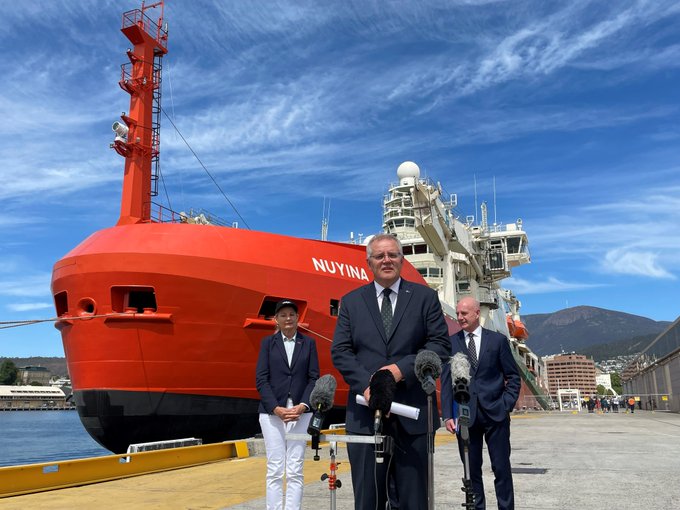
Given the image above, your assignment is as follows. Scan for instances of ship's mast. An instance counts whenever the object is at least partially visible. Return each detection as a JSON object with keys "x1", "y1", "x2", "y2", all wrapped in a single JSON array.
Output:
[{"x1": 112, "y1": 1, "x2": 168, "y2": 225}]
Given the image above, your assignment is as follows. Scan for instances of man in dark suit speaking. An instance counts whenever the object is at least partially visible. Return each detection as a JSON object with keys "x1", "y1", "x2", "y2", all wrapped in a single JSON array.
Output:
[
  {"x1": 331, "y1": 233, "x2": 450, "y2": 510},
  {"x1": 441, "y1": 297, "x2": 520, "y2": 510}
]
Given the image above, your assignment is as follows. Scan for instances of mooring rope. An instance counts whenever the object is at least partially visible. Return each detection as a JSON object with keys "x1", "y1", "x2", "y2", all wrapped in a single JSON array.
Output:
[
  {"x1": 298, "y1": 324, "x2": 333, "y2": 344},
  {"x1": 1, "y1": 316, "x2": 337, "y2": 344},
  {"x1": 0, "y1": 313, "x2": 129, "y2": 330}
]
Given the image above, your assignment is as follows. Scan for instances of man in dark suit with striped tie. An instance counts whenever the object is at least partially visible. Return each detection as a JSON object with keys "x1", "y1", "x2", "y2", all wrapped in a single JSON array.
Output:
[
  {"x1": 440, "y1": 297, "x2": 521, "y2": 510},
  {"x1": 331, "y1": 233, "x2": 450, "y2": 510}
]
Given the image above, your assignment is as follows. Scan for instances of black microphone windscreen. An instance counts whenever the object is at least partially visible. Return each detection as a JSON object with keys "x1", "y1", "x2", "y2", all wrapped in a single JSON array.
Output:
[
  {"x1": 309, "y1": 374, "x2": 337, "y2": 412},
  {"x1": 368, "y1": 369, "x2": 396, "y2": 414},
  {"x1": 415, "y1": 350, "x2": 442, "y2": 381},
  {"x1": 451, "y1": 352, "x2": 471, "y2": 382}
]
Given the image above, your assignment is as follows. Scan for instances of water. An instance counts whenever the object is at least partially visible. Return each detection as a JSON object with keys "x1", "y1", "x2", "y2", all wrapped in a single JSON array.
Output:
[{"x1": 0, "y1": 411, "x2": 111, "y2": 467}]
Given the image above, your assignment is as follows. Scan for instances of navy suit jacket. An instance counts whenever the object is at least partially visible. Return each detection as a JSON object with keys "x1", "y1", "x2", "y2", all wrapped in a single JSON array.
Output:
[
  {"x1": 255, "y1": 331, "x2": 319, "y2": 414},
  {"x1": 441, "y1": 327, "x2": 521, "y2": 426},
  {"x1": 331, "y1": 279, "x2": 450, "y2": 435}
]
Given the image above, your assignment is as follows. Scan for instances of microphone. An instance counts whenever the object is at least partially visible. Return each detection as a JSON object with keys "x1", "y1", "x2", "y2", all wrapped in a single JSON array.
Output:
[
  {"x1": 450, "y1": 352, "x2": 471, "y2": 405},
  {"x1": 368, "y1": 369, "x2": 396, "y2": 433},
  {"x1": 307, "y1": 375, "x2": 337, "y2": 436},
  {"x1": 414, "y1": 350, "x2": 442, "y2": 395}
]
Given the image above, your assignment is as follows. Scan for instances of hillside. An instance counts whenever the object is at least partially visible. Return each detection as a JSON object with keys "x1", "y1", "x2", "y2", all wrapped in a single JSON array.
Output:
[
  {"x1": 0, "y1": 357, "x2": 68, "y2": 378},
  {"x1": 523, "y1": 306, "x2": 671, "y2": 357},
  {"x1": 579, "y1": 333, "x2": 658, "y2": 361}
]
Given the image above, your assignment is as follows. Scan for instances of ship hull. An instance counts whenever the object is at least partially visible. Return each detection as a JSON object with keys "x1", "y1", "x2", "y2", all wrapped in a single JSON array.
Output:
[
  {"x1": 52, "y1": 223, "x2": 437, "y2": 452},
  {"x1": 75, "y1": 389, "x2": 260, "y2": 453}
]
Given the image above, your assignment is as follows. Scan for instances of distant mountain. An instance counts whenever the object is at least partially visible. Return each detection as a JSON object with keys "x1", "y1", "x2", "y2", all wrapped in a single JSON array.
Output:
[{"x1": 522, "y1": 306, "x2": 671, "y2": 357}]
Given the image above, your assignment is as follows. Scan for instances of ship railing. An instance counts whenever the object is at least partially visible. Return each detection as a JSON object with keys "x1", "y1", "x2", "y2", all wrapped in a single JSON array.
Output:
[
  {"x1": 515, "y1": 394, "x2": 552, "y2": 412},
  {"x1": 119, "y1": 59, "x2": 163, "y2": 94},
  {"x1": 147, "y1": 202, "x2": 230, "y2": 226},
  {"x1": 510, "y1": 345, "x2": 551, "y2": 410},
  {"x1": 487, "y1": 222, "x2": 525, "y2": 234},
  {"x1": 388, "y1": 177, "x2": 458, "y2": 212},
  {"x1": 384, "y1": 208, "x2": 415, "y2": 220},
  {"x1": 122, "y1": 7, "x2": 168, "y2": 51}
]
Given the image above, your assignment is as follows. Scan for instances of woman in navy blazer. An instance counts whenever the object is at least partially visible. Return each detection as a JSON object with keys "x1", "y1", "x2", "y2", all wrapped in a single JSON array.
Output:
[{"x1": 256, "y1": 299, "x2": 319, "y2": 510}]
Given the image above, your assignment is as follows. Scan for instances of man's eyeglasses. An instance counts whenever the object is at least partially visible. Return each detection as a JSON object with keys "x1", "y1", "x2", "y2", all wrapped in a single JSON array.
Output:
[{"x1": 369, "y1": 252, "x2": 402, "y2": 261}]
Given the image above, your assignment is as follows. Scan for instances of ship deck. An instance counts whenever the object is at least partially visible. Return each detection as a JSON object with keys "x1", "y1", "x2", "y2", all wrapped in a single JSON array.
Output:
[{"x1": 2, "y1": 410, "x2": 679, "y2": 509}]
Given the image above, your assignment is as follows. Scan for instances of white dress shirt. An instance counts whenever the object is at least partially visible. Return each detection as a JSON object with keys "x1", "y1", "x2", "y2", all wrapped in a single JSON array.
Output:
[
  {"x1": 282, "y1": 333, "x2": 296, "y2": 366},
  {"x1": 374, "y1": 278, "x2": 400, "y2": 312}
]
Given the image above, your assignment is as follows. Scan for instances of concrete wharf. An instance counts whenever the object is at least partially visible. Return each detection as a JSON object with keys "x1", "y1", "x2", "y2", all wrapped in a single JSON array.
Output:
[{"x1": 2, "y1": 410, "x2": 679, "y2": 509}]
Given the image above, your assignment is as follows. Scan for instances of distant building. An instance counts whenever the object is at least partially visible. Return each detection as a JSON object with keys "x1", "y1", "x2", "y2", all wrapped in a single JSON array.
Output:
[
  {"x1": 623, "y1": 315, "x2": 680, "y2": 412},
  {"x1": 18, "y1": 366, "x2": 52, "y2": 386},
  {"x1": 545, "y1": 353, "x2": 597, "y2": 397},
  {"x1": 0, "y1": 385, "x2": 68, "y2": 410}
]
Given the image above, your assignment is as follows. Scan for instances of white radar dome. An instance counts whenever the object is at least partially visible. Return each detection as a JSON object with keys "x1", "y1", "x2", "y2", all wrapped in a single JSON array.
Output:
[{"x1": 397, "y1": 161, "x2": 420, "y2": 185}]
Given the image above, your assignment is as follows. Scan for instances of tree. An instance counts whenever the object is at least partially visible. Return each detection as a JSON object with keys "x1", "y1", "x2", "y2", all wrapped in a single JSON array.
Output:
[
  {"x1": 596, "y1": 384, "x2": 607, "y2": 396},
  {"x1": 610, "y1": 372, "x2": 623, "y2": 395},
  {"x1": 0, "y1": 360, "x2": 18, "y2": 385}
]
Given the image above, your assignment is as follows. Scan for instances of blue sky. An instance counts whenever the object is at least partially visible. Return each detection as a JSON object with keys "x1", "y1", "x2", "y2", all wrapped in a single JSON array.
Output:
[{"x1": 1, "y1": 0, "x2": 679, "y2": 357}]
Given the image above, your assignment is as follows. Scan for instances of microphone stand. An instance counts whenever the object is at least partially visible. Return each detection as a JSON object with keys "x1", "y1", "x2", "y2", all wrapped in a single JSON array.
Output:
[
  {"x1": 286, "y1": 432, "x2": 388, "y2": 510},
  {"x1": 320, "y1": 442, "x2": 342, "y2": 510},
  {"x1": 427, "y1": 393, "x2": 435, "y2": 510},
  {"x1": 457, "y1": 403, "x2": 475, "y2": 510}
]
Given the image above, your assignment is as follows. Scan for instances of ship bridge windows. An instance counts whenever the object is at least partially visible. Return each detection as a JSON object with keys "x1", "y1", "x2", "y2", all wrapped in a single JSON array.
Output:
[
  {"x1": 416, "y1": 267, "x2": 443, "y2": 278},
  {"x1": 507, "y1": 236, "x2": 522, "y2": 254},
  {"x1": 384, "y1": 208, "x2": 414, "y2": 219},
  {"x1": 402, "y1": 243, "x2": 429, "y2": 255},
  {"x1": 111, "y1": 286, "x2": 157, "y2": 313},
  {"x1": 386, "y1": 218, "x2": 415, "y2": 229},
  {"x1": 413, "y1": 243, "x2": 429, "y2": 254},
  {"x1": 457, "y1": 281, "x2": 471, "y2": 294}
]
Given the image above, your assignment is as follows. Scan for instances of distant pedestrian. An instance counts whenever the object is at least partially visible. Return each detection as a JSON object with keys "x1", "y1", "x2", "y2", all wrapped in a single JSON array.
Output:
[
  {"x1": 628, "y1": 397, "x2": 636, "y2": 413},
  {"x1": 612, "y1": 397, "x2": 619, "y2": 413},
  {"x1": 587, "y1": 398, "x2": 595, "y2": 413}
]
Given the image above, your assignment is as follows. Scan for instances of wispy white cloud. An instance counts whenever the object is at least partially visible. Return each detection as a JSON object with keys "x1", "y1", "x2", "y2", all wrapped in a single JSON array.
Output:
[
  {"x1": 603, "y1": 248, "x2": 676, "y2": 280},
  {"x1": 0, "y1": 273, "x2": 52, "y2": 298},
  {"x1": 505, "y1": 276, "x2": 605, "y2": 295},
  {"x1": 7, "y1": 302, "x2": 53, "y2": 312},
  {"x1": 524, "y1": 175, "x2": 680, "y2": 285}
]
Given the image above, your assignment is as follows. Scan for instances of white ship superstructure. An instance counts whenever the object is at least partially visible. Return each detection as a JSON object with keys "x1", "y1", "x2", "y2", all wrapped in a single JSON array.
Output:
[{"x1": 382, "y1": 161, "x2": 549, "y2": 406}]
